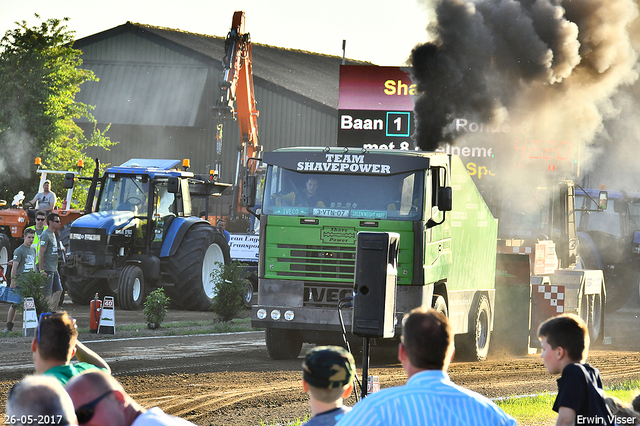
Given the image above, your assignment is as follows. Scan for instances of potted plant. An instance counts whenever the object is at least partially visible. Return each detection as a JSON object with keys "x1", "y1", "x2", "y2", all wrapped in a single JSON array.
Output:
[{"x1": 143, "y1": 288, "x2": 170, "y2": 329}]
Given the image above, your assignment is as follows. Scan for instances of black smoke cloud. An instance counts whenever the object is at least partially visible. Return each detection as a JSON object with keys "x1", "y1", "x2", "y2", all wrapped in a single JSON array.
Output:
[{"x1": 410, "y1": 0, "x2": 639, "y2": 169}]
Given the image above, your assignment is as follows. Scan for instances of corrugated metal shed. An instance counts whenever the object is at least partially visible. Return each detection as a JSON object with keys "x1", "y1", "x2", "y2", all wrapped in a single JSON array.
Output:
[{"x1": 73, "y1": 22, "x2": 368, "y2": 184}]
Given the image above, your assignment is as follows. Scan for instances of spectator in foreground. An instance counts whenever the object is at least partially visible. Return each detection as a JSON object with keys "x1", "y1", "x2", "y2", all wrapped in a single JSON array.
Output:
[
  {"x1": 302, "y1": 346, "x2": 355, "y2": 426},
  {"x1": 604, "y1": 396, "x2": 640, "y2": 425},
  {"x1": 6, "y1": 375, "x2": 77, "y2": 425},
  {"x1": 538, "y1": 313, "x2": 613, "y2": 426},
  {"x1": 634, "y1": 393, "x2": 640, "y2": 414},
  {"x1": 32, "y1": 311, "x2": 110, "y2": 385},
  {"x1": 336, "y1": 307, "x2": 516, "y2": 426},
  {"x1": 65, "y1": 370, "x2": 197, "y2": 426}
]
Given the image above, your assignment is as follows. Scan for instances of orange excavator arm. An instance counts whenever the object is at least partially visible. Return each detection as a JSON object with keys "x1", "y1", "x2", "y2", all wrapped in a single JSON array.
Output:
[{"x1": 214, "y1": 11, "x2": 259, "y2": 171}]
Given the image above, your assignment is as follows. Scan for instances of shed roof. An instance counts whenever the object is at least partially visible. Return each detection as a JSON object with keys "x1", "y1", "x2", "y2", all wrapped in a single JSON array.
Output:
[{"x1": 74, "y1": 22, "x2": 369, "y2": 110}]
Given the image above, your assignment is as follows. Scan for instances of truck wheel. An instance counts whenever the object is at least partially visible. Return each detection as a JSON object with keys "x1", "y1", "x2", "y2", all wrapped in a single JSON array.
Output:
[
  {"x1": 165, "y1": 224, "x2": 230, "y2": 311},
  {"x1": 66, "y1": 276, "x2": 110, "y2": 305},
  {"x1": 456, "y1": 294, "x2": 491, "y2": 362},
  {"x1": 265, "y1": 328, "x2": 303, "y2": 360},
  {"x1": 0, "y1": 234, "x2": 11, "y2": 280},
  {"x1": 580, "y1": 292, "x2": 603, "y2": 343},
  {"x1": 433, "y1": 295, "x2": 448, "y2": 317},
  {"x1": 242, "y1": 278, "x2": 255, "y2": 308},
  {"x1": 117, "y1": 265, "x2": 145, "y2": 310}
]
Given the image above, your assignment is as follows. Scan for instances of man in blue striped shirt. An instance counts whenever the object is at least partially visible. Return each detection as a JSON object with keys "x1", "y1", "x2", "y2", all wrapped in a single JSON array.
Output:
[{"x1": 336, "y1": 307, "x2": 516, "y2": 426}]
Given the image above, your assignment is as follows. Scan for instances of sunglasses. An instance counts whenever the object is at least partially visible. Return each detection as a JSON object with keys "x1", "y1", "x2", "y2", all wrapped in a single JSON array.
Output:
[
  {"x1": 75, "y1": 390, "x2": 113, "y2": 424},
  {"x1": 52, "y1": 220, "x2": 61, "y2": 223},
  {"x1": 36, "y1": 218, "x2": 46, "y2": 221}
]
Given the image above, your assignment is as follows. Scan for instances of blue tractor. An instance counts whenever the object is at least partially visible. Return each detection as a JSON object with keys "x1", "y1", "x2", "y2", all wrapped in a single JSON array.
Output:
[
  {"x1": 62, "y1": 159, "x2": 231, "y2": 310},
  {"x1": 576, "y1": 188, "x2": 640, "y2": 311}
]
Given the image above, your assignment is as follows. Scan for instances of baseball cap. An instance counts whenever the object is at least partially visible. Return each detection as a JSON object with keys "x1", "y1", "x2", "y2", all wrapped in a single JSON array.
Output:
[
  {"x1": 302, "y1": 346, "x2": 355, "y2": 389},
  {"x1": 44, "y1": 179, "x2": 51, "y2": 185}
]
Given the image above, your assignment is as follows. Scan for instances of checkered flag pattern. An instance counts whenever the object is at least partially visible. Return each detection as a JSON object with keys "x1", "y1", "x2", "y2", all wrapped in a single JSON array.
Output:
[{"x1": 537, "y1": 284, "x2": 564, "y2": 313}]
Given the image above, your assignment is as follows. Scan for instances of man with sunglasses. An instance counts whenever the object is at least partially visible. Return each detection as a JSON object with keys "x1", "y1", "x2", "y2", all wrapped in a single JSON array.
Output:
[
  {"x1": 29, "y1": 210, "x2": 49, "y2": 258},
  {"x1": 33, "y1": 311, "x2": 110, "y2": 385},
  {"x1": 38, "y1": 212, "x2": 63, "y2": 310},
  {"x1": 66, "y1": 370, "x2": 196, "y2": 426},
  {"x1": 6, "y1": 375, "x2": 78, "y2": 425}
]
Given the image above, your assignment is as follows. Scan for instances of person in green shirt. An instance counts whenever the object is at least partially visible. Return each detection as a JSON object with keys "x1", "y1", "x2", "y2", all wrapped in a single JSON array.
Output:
[
  {"x1": 31, "y1": 311, "x2": 110, "y2": 385},
  {"x1": 38, "y1": 212, "x2": 63, "y2": 310},
  {"x1": 3, "y1": 228, "x2": 37, "y2": 333}
]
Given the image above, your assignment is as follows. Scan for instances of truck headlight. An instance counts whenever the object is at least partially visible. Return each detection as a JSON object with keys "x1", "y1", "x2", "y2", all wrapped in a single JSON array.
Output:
[
  {"x1": 270, "y1": 309, "x2": 281, "y2": 320},
  {"x1": 256, "y1": 309, "x2": 267, "y2": 320},
  {"x1": 284, "y1": 310, "x2": 294, "y2": 321}
]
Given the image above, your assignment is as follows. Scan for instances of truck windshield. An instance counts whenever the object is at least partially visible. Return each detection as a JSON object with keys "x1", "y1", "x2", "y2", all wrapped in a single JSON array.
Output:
[
  {"x1": 99, "y1": 176, "x2": 150, "y2": 216},
  {"x1": 262, "y1": 166, "x2": 424, "y2": 220}
]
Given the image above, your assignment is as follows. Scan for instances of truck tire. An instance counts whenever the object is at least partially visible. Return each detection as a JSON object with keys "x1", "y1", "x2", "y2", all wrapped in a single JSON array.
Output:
[
  {"x1": 265, "y1": 328, "x2": 303, "y2": 360},
  {"x1": 66, "y1": 276, "x2": 109, "y2": 305},
  {"x1": 433, "y1": 295, "x2": 448, "y2": 317},
  {"x1": 242, "y1": 280, "x2": 255, "y2": 308},
  {"x1": 0, "y1": 234, "x2": 11, "y2": 280},
  {"x1": 456, "y1": 294, "x2": 491, "y2": 362},
  {"x1": 580, "y1": 292, "x2": 603, "y2": 343},
  {"x1": 164, "y1": 224, "x2": 230, "y2": 311},
  {"x1": 117, "y1": 265, "x2": 145, "y2": 310}
]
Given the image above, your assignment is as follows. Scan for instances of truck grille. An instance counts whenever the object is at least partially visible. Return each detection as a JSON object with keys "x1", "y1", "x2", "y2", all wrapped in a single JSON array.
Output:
[{"x1": 275, "y1": 244, "x2": 356, "y2": 280}]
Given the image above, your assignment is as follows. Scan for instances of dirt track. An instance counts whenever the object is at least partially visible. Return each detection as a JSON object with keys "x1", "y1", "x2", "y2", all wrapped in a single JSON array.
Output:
[{"x1": 0, "y1": 300, "x2": 638, "y2": 426}]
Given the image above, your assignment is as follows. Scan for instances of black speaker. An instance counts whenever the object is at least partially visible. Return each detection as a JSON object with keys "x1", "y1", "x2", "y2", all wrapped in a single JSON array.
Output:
[{"x1": 352, "y1": 232, "x2": 399, "y2": 338}]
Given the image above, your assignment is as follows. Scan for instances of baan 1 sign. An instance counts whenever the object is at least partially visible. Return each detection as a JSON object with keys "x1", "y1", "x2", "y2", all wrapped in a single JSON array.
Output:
[{"x1": 338, "y1": 65, "x2": 417, "y2": 149}]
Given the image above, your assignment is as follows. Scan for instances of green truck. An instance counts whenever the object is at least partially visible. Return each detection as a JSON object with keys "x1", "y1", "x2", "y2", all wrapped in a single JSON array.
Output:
[{"x1": 248, "y1": 147, "x2": 498, "y2": 360}]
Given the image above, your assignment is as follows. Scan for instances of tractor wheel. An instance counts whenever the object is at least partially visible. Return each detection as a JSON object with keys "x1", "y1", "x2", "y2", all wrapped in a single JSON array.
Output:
[
  {"x1": 117, "y1": 265, "x2": 145, "y2": 310},
  {"x1": 164, "y1": 224, "x2": 230, "y2": 311},
  {"x1": 604, "y1": 273, "x2": 634, "y2": 313},
  {"x1": 66, "y1": 276, "x2": 110, "y2": 305},
  {"x1": 580, "y1": 292, "x2": 603, "y2": 343},
  {"x1": 0, "y1": 234, "x2": 11, "y2": 280},
  {"x1": 265, "y1": 328, "x2": 303, "y2": 360},
  {"x1": 456, "y1": 294, "x2": 491, "y2": 362}
]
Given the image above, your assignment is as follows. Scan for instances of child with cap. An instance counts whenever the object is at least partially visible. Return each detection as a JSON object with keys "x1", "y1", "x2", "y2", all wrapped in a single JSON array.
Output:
[{"x1": 302, "y1": 345, "x2": 355, "y2": 426}]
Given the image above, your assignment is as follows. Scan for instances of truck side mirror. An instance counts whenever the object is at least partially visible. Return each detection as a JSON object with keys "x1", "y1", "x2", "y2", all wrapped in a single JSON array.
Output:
[
  {"x1": 242, "y1": 175, "x2": 256, "y2": 207},
  {"x1": 63, "y1": 173, "x2": 75, "y2": 189},
  {"x1": 167, "y1": 177, "x2": 179, "y2": 193},
  {"x1": 598, "y1": 191, "x2": 608, "y2": 210},
  {"x1": 438, "y1": 187, "x2": 452, "y2": 212}
]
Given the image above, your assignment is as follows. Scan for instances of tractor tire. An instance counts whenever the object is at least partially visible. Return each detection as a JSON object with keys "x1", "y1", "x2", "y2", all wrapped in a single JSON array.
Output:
[
  {"x1": 456, "y1": 294, "x2": 491, "y2": 362},
  {"x1": 265, "y1": 328, "x2": 303, "y2": 360},
  {"x1": 580, "y1": 291, "x2": 603, "y2": 343},
  {"x1": 0, "y1": 234, "x2": 12, "y2": 280},
  {"x1": 66, "y1": 276, "x2": 110, "y2": 305},
  {"x1": 164, "y1": 224, "x2": 230, "y2": 311},
  {"x1": 604, "y1": 274, "x2": 633, "y2": 313},
  {"x1": 117, "y1": 265, "x2": 145, "y2": 310}
]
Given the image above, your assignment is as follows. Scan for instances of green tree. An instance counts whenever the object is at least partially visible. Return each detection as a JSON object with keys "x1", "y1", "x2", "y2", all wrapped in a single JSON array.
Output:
[{"x1": 0, "y1": 15, "x2": 114, "y2": 209}]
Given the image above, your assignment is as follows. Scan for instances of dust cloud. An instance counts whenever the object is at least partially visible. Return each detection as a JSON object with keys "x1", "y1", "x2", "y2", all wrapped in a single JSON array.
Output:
[{"x1": 409, "y1": 0, "x2": 640, "y2": 189}]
